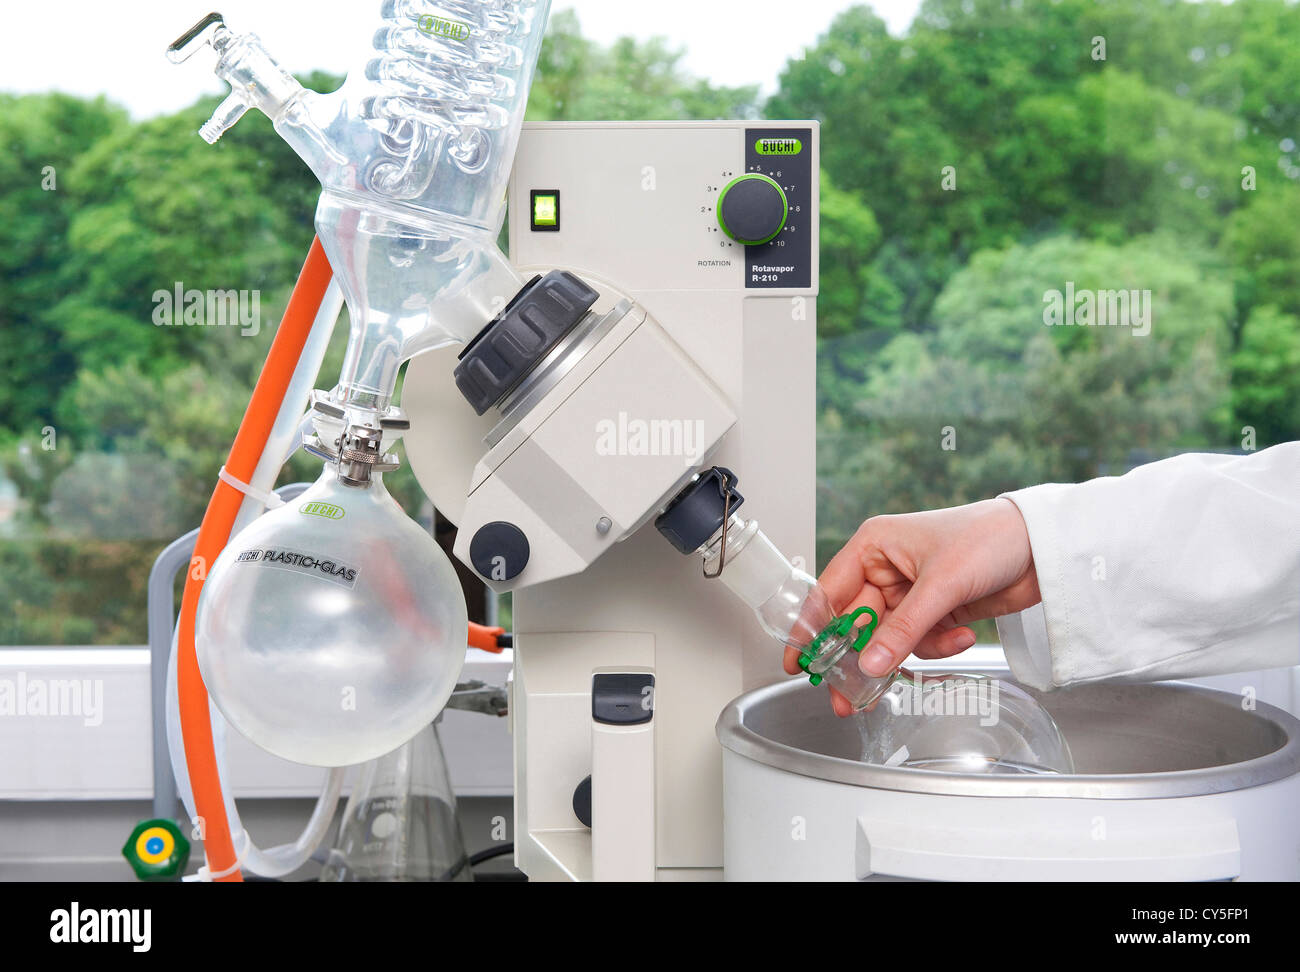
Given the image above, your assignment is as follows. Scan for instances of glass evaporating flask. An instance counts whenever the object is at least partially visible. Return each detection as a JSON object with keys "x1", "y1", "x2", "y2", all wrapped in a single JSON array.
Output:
[{"x1": 701, "y1": 512, "x2": 1075, "y2": 776}]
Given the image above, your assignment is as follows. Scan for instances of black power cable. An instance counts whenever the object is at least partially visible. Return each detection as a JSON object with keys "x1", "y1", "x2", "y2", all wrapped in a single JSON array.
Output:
[{"x1": 468, "y1": 842, "x2": 514, "y2": 868}]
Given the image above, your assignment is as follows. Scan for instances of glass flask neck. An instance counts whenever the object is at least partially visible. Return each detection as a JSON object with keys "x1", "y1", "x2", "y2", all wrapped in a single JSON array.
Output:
[
  {"x1": 700, "y1": 514, "x2": 815, "y2": 628},
  {"x1": 697, "y1": 513, "x2": 904, "y2": 712}
]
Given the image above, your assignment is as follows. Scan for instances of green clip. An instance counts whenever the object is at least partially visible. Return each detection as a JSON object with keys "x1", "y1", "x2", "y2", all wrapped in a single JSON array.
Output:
[
  {"x1": 842, "y1": 606, "x2": 880, "y2": 652},
  {"x1": 799, "y1": 606, "x2": 879, "y2": 686}
]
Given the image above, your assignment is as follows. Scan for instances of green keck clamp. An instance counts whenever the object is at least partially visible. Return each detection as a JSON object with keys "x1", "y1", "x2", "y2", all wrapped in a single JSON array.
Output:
[{"x1": 797, "y1": 606, "x2": 879, "y2": 686}]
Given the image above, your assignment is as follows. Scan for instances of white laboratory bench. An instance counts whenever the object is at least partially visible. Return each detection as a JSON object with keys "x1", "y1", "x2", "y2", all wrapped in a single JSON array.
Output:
[
  {"x1": 0, "y1": 643, "x2": 1295, "y2": 880},
  {"x1": 0, "y1": 646, "x2": 514, "y2": 880}
]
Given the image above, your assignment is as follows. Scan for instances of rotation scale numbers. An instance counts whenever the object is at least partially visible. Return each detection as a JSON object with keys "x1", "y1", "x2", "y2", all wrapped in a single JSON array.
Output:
[{"x1": 701, "y1": 127, "x2": 812, "y2": 289}]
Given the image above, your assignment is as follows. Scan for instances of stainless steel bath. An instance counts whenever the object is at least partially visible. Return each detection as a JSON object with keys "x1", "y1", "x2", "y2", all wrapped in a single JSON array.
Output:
[{"x1": 717, "y1": 678, "x2": 1300, "y2": 880}]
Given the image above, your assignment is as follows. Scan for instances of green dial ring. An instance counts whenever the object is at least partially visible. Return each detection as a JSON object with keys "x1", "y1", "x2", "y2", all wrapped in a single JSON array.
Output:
[{"x1": 716, "y1": 173, "x2": 789, "y2": 245}]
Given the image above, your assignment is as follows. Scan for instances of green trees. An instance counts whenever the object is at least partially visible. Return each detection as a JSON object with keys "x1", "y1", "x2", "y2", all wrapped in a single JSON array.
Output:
[
  {"x1": 819, "y1": 234, "x2": 1231, "y2": 529},
  {"x1": 0, "y1": 94, "x2": 126, "y2": 430},
  {"x1": 528, "y1": 10, "x2": 759, "y2": 121},
  {"x1": 775, "y1": 0, "x2": 1300, "y2": 563},
  {"x1": 1231, "y1": 306, "x2": 1300, "y2": 444},
  {"x1": 0, "y1": 18, "x2": 761, "y2": 644},
  {"x1": 1, "y1": 3, "x2": 1296, "y2": 642}
]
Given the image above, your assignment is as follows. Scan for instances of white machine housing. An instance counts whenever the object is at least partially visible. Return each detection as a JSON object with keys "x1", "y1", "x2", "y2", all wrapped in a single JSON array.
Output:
[
  {"x1": 404, "y1": 120, "x2": 819, "y2": 879},
  {"x1": 454, "y1": 298, "x2": 738, "y2": 589}
]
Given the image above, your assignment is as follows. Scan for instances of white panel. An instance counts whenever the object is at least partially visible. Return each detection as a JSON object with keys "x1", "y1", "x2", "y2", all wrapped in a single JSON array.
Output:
[
  {"x1": 0, "y1": 648, "x2": 513, "y2": 800},
  {"x1": 592, "y1": 716, "x2": 656, "y2": 881},
  {"x1": 510, "y1": 123, "x2": 747, "y2": 292}
]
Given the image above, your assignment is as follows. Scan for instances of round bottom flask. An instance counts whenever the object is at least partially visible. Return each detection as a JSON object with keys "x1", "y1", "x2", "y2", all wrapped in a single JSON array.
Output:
[
  {"x1": 696, "y1": 509, "x2": 1073, "y2": 775},
  {"x1": 857, "y1": 671, "x2": 1074, "y2": 775},
  {"x1": 797, "y1": 612, "x2": 1073, "y2": 775},
  {"x1": 196, "y1": 466, "x2": 469, "y2": 767}
]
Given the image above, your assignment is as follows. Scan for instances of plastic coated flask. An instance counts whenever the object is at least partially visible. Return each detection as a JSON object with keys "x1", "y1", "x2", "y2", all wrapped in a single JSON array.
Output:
[
  {"x1": 321, "y1": 722, "x2": 472, "y2": 882},
  {"x1": 196, "y1": 465, "x2": 469, "y2": 767}
]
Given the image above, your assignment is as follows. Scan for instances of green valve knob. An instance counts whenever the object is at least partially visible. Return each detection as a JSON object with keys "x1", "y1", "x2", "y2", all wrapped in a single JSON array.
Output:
[
  {"x1": 122, "y1": 818, "x2": 190, "y2": 881},
  {"x1": 716, "y1": 173, "x2": 788, "y2": 245}
]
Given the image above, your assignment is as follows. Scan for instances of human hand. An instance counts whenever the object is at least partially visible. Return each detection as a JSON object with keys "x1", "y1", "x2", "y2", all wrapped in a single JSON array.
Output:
[{"x1": 784, "y1": 498, "x2": 1041, "y2": 716}]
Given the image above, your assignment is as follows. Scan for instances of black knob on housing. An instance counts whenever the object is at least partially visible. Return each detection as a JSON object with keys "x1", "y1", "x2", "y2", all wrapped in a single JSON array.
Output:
[
  {"x1": 469, "y1": 521, "x2": 531, "y2": 581},
  {"x1": 716, "y1": 173, "x2": 788, "y2": 245},
  {"x1": 454, "y1": 270, "x2": 600, "y2": 415},
  {"x1": 572, "y1": 776, "x2": 592, "y2": 828}
]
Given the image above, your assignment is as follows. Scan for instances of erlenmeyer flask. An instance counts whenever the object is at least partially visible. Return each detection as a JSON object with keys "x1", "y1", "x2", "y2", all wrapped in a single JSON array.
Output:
[{"x1": 320, "y1": 722, "x2": 472, "y2": 882}]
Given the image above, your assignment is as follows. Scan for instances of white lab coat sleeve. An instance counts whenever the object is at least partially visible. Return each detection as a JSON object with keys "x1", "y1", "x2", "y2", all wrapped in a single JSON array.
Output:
[{"x1": 994, "y1": 443, "x2": 1300, "y2": 690}]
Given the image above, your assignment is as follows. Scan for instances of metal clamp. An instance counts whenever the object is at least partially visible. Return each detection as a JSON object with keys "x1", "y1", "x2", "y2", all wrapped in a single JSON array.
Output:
[
  {"x1": 302, "y1": 390, "x2": 405, "y2": 487},
  {"x1": 702, "y1": 469, "x2": 735, "y2": 580}
]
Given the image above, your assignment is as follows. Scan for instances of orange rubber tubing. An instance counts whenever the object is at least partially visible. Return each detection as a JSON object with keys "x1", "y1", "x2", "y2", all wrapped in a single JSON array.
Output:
[
  {"x1": 468, "y1": 622, "x2": 506, "y2": 652},
  {"x1": 177, "y1": 237, "x2": 511, "y2": 881},
  {"x1": 176, "y1": 237, "x2": 334, "y2": 882}
]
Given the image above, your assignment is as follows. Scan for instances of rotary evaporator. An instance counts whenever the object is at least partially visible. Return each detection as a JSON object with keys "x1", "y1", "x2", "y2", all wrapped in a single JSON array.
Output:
[{"x1": 154, "y1": 2, "x2": 1300, "y2": 883}]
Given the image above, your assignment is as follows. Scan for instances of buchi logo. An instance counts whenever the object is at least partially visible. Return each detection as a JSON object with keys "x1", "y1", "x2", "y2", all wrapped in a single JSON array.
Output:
[
  {"x1": 755, "y1": 137, "x2": 802, "y2": 156},
  {"x1": 417, "y1": 14, "x2": 471, "y2": 41},
  {"x1": 300, "y1": 501, "x2": 345, "y2": 520}
]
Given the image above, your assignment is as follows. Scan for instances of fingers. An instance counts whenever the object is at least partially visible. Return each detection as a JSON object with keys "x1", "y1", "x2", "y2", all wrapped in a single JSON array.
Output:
[
  {"x1": 828, "y1": 685, "x2": 854, "y2": 717},
  {"x1": 783, "y1": 646, "x2": 858, "y2": 718},
  {"x1": 783, "y1": 644, "x2": 801, "y2": 675},
  {"x1": 859, "y1": 574, "x2": 960, "y2": 676},
  {"x1": 817, "y1": 527, "x2": 873, "y2": 612},
  {"x1": 912, "y1": 624, "x2": 977, "y2": 659}
]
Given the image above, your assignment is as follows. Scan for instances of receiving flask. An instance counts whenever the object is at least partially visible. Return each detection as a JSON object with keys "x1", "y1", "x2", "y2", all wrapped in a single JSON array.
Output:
[{"x1": 196, "y1": 462, "x2": 468, "y2": 768}]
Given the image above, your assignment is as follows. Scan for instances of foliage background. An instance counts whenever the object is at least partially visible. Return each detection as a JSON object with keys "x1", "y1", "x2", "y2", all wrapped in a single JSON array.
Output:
[{"x1": 1, "y1": 2, "x2": 1297, "y2": 644}]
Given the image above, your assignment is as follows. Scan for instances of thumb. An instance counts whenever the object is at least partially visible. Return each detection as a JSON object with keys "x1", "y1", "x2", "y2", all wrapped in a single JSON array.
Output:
[{"x1": 859, "y1": 575, "x2": 955, "y2": 676}]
